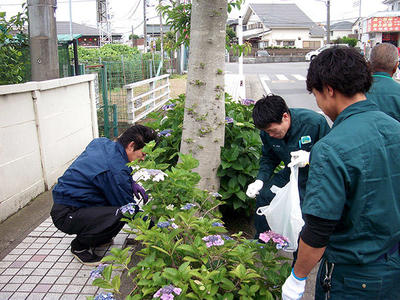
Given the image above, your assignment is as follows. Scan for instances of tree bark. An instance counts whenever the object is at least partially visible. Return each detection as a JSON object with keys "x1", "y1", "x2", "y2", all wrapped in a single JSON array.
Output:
[{"x1": 180, "y1": 0, "x2": 227, "y2": 191}]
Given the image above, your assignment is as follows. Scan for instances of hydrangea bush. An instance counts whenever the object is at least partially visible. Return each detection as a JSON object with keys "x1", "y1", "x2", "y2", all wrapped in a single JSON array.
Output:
[
  {"x1": 89, "y1": 143, "x2": 291, "y2": 299},
  {"x1": 145, "y1": 94, "x2": 263, "y2": 215}
]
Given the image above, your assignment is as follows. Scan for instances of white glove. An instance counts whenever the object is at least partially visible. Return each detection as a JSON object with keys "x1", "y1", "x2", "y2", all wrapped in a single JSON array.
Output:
[
  {"x1": 282, "y1": 269, "x2": 307, "y2": 300},
  {"x1": 246, "y1": 180, "x2": 264, "y2": 198},
  {"x1": 288, "y1": 150, "x2": 310, "y2": 168}
]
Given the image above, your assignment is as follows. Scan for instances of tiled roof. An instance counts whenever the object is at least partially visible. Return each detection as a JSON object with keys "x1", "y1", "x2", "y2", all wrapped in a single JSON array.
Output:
[
  {"x1": 249, "y1": 3, "x2": 314, "y2": 28},
  {"x1": 330, "y1": 21, "x2": 353, "y2": 31},
  {"x1": 56, "y1": 21, "x2": 121, "y2": 37}
]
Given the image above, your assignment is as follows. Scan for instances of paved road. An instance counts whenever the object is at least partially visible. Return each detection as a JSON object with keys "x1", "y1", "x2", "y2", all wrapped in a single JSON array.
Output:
[{"x1": 227, "y1": 62, "x2": 318, "y2": 110}]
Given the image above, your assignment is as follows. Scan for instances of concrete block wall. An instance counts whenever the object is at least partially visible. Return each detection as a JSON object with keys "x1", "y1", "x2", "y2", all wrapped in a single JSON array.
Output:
[{"x1": 0, "y1": 75, "x2": 99, "y2": 222}]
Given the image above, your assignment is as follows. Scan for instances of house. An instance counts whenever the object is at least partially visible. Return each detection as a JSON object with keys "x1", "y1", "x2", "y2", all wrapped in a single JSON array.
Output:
[
  {"x1": 329, "y1": 21, "x2": 353, "y2": 40},
  {"x1": 383, "y1": 0, "x2": 400, "y2": 11},
  {"x1": 242, "y1": 3, "x2": 325, "y2": 49},
  {"x1": 56, "y1": 22, "x2": 122, "y2": 47}
]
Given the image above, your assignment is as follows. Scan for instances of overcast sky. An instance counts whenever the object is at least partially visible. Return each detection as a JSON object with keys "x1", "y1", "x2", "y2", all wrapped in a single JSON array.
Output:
[{"x1": 0, "y1": 0, "x2": 388, "y2": 37}]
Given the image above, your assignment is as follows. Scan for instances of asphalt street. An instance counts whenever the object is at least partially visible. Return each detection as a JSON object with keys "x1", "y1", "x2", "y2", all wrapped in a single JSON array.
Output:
[{"x1": 227, "y1": 62, "x2": 319, "y2": 111}]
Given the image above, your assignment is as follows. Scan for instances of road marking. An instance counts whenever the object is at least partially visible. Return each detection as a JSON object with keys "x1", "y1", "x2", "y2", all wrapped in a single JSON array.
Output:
[
  {"x1": 292, "y1": 74, "x2": 306, "y2": 80},
  {"x1": 258, "y1": 74, "x2": 272, "y2": 95},
  {"x1": 276, "y1": 74, "x2": 289, "y2": 81}
]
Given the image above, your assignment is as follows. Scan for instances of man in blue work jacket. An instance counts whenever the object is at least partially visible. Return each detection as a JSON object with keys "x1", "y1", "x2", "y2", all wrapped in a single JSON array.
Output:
[
  {"x1": 366, "y1": 42, "x2": 400, "y2": 121},
  {"x1": 282, "y1": 47, "x2": 400, "y2": 300},
  {"x1": 51, "y1": 125, "x2": 157, "y2": 265},
  {"x1": 246, "y1": 95, "x2": 330, "y2": 240}
]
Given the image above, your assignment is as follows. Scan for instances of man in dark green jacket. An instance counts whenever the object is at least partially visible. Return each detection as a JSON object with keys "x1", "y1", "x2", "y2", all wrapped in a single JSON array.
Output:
[
  {"x1": 366, "y1": 42, "x2": 400, "y2": 121},
  {"x1": 282, "y1": 47, "x2": 400, "y2": 300},
  {"x1": 246, "y1": 95, "x2": 330, "y2": 239}
]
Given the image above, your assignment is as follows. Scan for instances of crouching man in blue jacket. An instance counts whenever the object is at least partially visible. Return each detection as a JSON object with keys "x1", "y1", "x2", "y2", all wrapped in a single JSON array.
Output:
[{"x1": 50, "y1": 125, "x2": 157, "y2": 265}]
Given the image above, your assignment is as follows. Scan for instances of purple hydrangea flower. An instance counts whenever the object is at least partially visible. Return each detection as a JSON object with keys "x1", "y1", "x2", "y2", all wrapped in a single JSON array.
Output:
[
  {"x1": 202, "y1": 235, "x2": 224, "y2": 247},
  {"x1": 212, "y1": 222, "x2": 223, "y2": 227},
  {"x1": 225, "y1": 117, "x2": 234, "y2": 124},
  {"x1": 241, "y1": 98, "x2": 256, "y2": 106},
  {"x1": 117, "y1": 203, "x2": 136, "y2": 215},
  {"x1": 181, "y1": 203, "x2": 195, "y2": 210},
  {"x1": 153, "y1": 284, "x2": 182, "y2": 299},
  {"x1": 94, "y1": 292, "x2": 115, "y2": 300},
  {"x1": 259, "y1": 230, "x2": 289, "y2": 249},
  {"x1": 162, "y1": 103, "x2": 176, "y2": 111},
  {"x1": 158, "y1": 129, "x2": 173, "y2": 137},
  {"x1": 157, "y1": 221, "x2": 171, "y2": 228},
  {"x1": 90, "y1": 264, "x2": 108, "y2": 280}
]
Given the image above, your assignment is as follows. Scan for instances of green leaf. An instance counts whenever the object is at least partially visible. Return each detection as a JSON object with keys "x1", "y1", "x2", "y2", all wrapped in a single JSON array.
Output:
[
  {"x1": 151, "y1": 245, "x2": 170, "y2": 255},
  {"x1": 92, "y1": 278, "x2": 113, "y2": 289},
  {"x1": 237, "y1": 173, "x2": 247, "y2": 187},
  {"x1": 111, "y1": 275, "x2": 121, "y2": 291},
  {"x1": 102, "y1": 265, "x2": 113, "y2": 281}
]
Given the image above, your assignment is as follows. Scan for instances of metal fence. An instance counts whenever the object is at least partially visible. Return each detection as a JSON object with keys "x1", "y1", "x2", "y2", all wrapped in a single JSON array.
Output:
[{"x1": 85, "y1": 57, "x2": 170, "y2": 139}]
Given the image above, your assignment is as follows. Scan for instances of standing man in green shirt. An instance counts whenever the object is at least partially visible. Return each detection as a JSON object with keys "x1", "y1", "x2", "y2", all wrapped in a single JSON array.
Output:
[
  {"x1": 366, "y1": 42, "x2": 400, "y2": 122},
  {"x1": 282, "y1": 47, "x2": 400, "y2": 300},
  {"x1": 247, "y1": 95, "x2": 330, "y2": 240}
]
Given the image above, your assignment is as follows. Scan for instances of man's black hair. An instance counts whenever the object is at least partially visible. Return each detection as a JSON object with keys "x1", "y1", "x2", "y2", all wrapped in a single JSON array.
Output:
[
  {"x1": 252, "y1": 94, "x2": 289, "y2": 129},
  {"x1": 306, "y1": 47, "x2": 372, "y2": 97},
  {"x1": 117, "y1": 125, "x2": 158, "y2": 150}
]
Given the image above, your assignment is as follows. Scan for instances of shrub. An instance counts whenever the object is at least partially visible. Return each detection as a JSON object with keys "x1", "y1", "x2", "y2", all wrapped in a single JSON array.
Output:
[
  {"x1": 144, "y1": 94, "x2": 262, "y2": 215},
  {"x1": 89, "y1": 143, "x2": 291, "y2": 300}
]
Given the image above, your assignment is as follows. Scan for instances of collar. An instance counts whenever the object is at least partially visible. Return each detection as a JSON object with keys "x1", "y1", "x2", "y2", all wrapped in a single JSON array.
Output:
[
  {"x1": 372, "y1": 71, "x2": 393, "y2": 80},
  {"x1": 116, "y1": 141, "x2": 130, "y2": 163},
  {"x1": 285, "y1": 109, "x2": 297, "y2": 139},
  {"x1": 332, "y1": 100, "x2": 377, "y2": 129}
]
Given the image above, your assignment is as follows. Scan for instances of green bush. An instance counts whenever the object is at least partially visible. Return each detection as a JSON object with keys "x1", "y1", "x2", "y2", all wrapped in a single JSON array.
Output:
[
  {"x1": 144, "y1": 94, "x2": 262, "y2": 215},
  {"x1": 89, "y1": 143, "x2": 291, "y2": 300}
]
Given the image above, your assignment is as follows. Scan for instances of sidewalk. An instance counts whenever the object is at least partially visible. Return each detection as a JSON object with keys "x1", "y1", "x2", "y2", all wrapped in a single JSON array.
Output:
[{"x1": 0, "y1": 191, "x2": 129, "y2": 300}]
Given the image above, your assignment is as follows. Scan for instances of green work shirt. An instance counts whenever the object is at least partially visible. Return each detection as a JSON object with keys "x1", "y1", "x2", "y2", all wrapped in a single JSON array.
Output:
[
  {"x1": 366, "y1": 71, "x2": 400, "y2": 122},
  {"x1": 302, "y1": 100, "x2": 400, "y2": 264},
  {"x1": 257, "y1": 108, "x2": 330, "y2": 199}
]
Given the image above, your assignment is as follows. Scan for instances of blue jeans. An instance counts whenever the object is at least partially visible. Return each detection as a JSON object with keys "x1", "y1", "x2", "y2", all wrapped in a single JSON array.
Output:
[{"x1": 315, "y1": 249, "x2": 400, "y2": 300}]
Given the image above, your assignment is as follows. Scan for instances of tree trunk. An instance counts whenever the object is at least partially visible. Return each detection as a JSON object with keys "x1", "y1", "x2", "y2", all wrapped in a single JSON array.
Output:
[{"x1": 180, "y1": 0, "x2": 227, "y2": 191}]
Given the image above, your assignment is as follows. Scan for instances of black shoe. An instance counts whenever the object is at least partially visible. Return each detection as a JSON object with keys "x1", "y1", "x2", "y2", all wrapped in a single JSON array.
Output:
[{"x1": 71, "y1": 248, "x2": 103, "y2": 266}]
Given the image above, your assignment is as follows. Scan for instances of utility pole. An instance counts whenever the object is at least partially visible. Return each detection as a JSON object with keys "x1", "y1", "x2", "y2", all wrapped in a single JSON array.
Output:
[
  {"x1": 326, "y1": 0, "x2": 331, "y2": 44},
  {"x1": 143, "y1": 0, "x2": 147, "y2": 53},
  {"x1": 28, "y1": 0, "x2": 59, "y2": 81}
]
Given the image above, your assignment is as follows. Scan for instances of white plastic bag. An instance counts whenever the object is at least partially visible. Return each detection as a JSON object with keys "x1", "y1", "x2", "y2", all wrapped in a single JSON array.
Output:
[{"x1": 256, "y1": 166, "x2": 304, "y2": 252}]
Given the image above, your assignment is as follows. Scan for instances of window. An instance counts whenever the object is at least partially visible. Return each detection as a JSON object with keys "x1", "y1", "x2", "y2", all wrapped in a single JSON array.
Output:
[
  {"x1": 283, "y1": 40, "x2": 295, "y2": 47},
  {"x1": 258, "y1": 41, "x2": 269, "y2": 48},
  {"x1": 303, "y1": 41, "x2": 321, "y2": 48}
]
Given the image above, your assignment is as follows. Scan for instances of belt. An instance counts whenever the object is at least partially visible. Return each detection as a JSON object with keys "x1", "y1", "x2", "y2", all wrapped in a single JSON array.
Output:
[{"x1": 377, "y1": 242, "x2": 400, "y2": 262}]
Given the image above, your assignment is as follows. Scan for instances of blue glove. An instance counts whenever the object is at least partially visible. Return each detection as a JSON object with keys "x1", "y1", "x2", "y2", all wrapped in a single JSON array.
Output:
[{"x1": 132, "y1": 181, "x2": 148, "y2": 204}]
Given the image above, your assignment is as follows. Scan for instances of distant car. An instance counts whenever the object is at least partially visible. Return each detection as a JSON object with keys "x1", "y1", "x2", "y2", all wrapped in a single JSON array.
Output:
[
  {"x1": 305, "y1": 44, "x2": 349, "y2": 61},
  {"x1": 256, "y1": 50, "x2": 270, "y2": 57}
]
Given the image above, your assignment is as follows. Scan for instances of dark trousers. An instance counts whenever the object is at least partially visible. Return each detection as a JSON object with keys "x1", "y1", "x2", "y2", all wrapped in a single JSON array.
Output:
[
  {"x1": 50, "y1": 203, "x2": 125, "y2": 250},
  {"x1": 315, "y1": 249, "x2": 400, "y2": 300}
]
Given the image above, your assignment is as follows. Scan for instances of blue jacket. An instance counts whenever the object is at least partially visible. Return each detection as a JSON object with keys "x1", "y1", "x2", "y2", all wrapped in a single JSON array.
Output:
[{"x1": 52, "y1": 138, "x2": 134, "y2": 208}]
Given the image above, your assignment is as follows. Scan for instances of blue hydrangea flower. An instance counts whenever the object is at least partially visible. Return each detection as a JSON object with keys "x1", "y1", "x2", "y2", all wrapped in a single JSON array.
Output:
[
  {"x1": 162, "y1": 103, "x2": 176, "y2": 111},
  {"x1": 225, "y1": 117, "x2": 234, "y2": 124},
  {"x1": 157, "y1": 221, "x2": 171, "y2": 228},
  {"x1": 117, "y1": 203, "x2": 136, "y2": 215},
  {"x1": 94, "y1": 292, "x2": 114, "y2": 300},
  {"x1": 181, "y1": 203, "x2": 196, "y2": 210},
  {"x1": 90, "y1": 264, "x2": 108, "y2": 280},
  {"x1": 158, "y1": 129, "x2": 173, "y2": 137},
  {"x1": 241, "y1": 98, "x2": 256, "y2": 106},
  {"x1": 212, "y1": 222, "x2": 223, "y2": 227},
  {"x1": 222, "y1": 235, "x2": 233, "y2": 241},
  {"x1": 153, "y1": 284, "x2": 182, "y2": 299}
]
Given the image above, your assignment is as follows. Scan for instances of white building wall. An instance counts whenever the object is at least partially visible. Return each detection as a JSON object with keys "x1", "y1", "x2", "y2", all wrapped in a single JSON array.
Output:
[
  {"x1": 0, "y1": 75, "x2": 99, "y2": 222},
  {"x1": 331, "y1": 30, "x2": 352, "y2": 40},
  {"x1": 262, "y1": 28, "x2": 324, "y2": 48}
]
